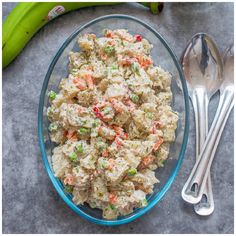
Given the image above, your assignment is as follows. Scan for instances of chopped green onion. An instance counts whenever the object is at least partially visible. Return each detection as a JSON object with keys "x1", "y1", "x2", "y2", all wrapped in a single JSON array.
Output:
[
  {"x1": 141, "y1": 198, "x2": 148, "y2": 207},
  {"x1": 131, "y1": 62, "x2": 140, "y2": 74},
  {"x1": 48, "y1": 123, "x2": 58, "y2": 132},
  {"x1": 82, "y1": 120, "x2": 87, "y2": 125},
  {"x1": 99, "y1": 147, "x2": 105, "y2": 152},
  {"x1": 75, "y1": 143, "x2": 84, "y2": 154},
  {"x1": 107, "y1": 64, "x2": 118, "y2": 76},
  {"x1": 109, "y1": 203, "x2": 115, "y2": 210},
  {"x1": 146, "y1": 112, "x2": 154, "y2": 119},
  {"x1": 102, "y1": 29, "x2": 108, "y2": 35},
  {"x1": 78, "y1": 127, "x2": 89, "y2": 135},
  {"x1": 92, "y1": 119, "x2": 101, "y2": 128},
  {"x1": 96, "y1": 141, "x2": 107, "y2": 152},
  {"x1": 69, "y1": 152, "x2": 78, "y2": 162},
  {"x1": 90, "y1": 202, "x2": 97, "y2": 208},
  {"x1": 101, "y1": 159, "x2": 109, "y2": 169},
  {"x1": 102, "y1": 106, "x2": 112, "y2": 115},
  {"x1": 64, "y1": 185, "x2": 74, "y2": 194},
  {"x1": 47, "y1": 106, "x2": 55, "y2": 116},
  {"x1": 48, "y1": 90, "x2": 57, "y2": 100},
  {"x1": 104, "y1": 45, "x2": 115, "y2": 54},
  {"x1": 159, "y1": 159, "x2": 166, "y2": 166},
  {"x1": 71, "y1": 68, "x2": 78, "y2": 75},
  {"x1": 111, "y1": 64, "x2": 118, "y2": 70},
  {"x1": 155, "y1": 149, "x2": 161, "y2": 157},
  {"x1": 127, "y1": 168, "x2": 137, "y2": 176},
  {"x1": 130, "y1": 94, "x2": 139, "y2": 103}
]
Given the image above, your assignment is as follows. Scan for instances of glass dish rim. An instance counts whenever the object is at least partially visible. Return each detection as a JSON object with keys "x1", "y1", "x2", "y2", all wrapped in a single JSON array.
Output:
[{"x1": 38, "y1": 14, "x2": 190, "y2": 226}]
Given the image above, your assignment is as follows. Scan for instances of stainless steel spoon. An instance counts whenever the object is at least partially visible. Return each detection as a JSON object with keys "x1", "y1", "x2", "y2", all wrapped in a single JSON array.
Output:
[
  {"x1": 181, "y1": 44, "x2": 234, "y2": 205},
  {"x1": 181, "y1": 33, "x2": 223, "y2": 215}
]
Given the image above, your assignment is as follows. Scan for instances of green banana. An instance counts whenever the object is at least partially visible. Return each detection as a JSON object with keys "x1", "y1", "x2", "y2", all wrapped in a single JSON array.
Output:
[{"x1": 3, "y1": 2, "x2": 163, "y2": 68}]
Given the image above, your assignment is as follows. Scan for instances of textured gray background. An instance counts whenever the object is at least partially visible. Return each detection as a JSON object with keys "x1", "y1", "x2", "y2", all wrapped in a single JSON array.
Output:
[{"x1": 2, "y1": 2, "x2": 234, "y2": 234}]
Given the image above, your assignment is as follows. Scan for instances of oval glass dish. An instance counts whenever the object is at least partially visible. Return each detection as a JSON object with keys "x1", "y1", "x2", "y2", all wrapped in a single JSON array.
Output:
[{"x1": 38, "y1": 14, "x2": 189, "y2": 225}]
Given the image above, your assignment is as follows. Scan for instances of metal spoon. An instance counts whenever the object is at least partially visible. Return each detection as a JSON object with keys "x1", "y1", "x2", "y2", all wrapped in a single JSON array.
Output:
[
  {"x1": 181, "y1": 44, "x2": 234, "y2": 205},
  {"x1": 181, "y1": 33, "x2": 223, "y2": 215}
]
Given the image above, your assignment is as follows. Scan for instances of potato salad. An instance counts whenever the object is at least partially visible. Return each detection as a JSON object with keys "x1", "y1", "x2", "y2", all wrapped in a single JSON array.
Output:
[{"x1": 47, "y1": 29, "x2": 178, "y2": 219}]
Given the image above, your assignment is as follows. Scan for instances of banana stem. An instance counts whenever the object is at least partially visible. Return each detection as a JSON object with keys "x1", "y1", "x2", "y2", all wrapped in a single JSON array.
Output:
[{"x1": 139, "y1": 2, "x2": 164, "y2": 14}]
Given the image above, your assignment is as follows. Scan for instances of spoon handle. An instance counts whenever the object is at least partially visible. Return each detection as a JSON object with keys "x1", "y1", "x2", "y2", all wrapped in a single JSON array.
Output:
[
  {"x1": 190, "y1": 88, "x2": 214, "y2": 215},
  {"x1": 191, "y1": 88, "x2": 209, "y2": 161},
  {"x1": 182, "y1": 86, "x2": 234, "y2": 204}
]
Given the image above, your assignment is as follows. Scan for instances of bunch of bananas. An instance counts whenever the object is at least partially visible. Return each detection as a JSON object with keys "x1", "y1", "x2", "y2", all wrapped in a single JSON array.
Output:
[{"x1": 2, "y1": 2, "x2": 163, "y2": 68}]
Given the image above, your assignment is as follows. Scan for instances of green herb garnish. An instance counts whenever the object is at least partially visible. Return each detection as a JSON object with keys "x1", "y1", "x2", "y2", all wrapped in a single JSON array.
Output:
[
  {"x1": 155, "y1": 149, "x2": 161, "y2": 157},
  {"x1": 76, "y1": 143, "x2": 84, "y2": 154},
  {"x1": 131, "y1": 62, "x2": 140, "y2": 74},
  {"x1": 146, "y1": 112, "x2": 154, "y2": 119},
  {"x1": 130, "y1": 94, "x2": 139, "y2": 103},
  {"x1": 64, "y1": 185, "x2": 74, "y2": 194},
  {"x1": 102, "y1": 29, "x2": 108, "y2": 35},
  {"x1": 78, "y1": 127, "x2": 89, "y2": 135},
  {"x1": 104, "y1": 45, "x2": 115, "y2": 54},
  {"x1": 90, "y1": 202, "x2": 97, "y2": 208},
  {"x1": 109, "y1": 203, "x2": 115, "y2": 210},
  {"x1": 47, "y1": 106, "x2": 55, "y2": 116},
  {"x1": 92, "y1": 119, "x2": 101, "y2": 128},
  {"x1": 102, "y1": 106, "x2": 112, "y2": 115},
  {"x1": 141, "y1": 198, "x2": 148, "y2": 207},
  {"x1": 48, "y1": 123, "x2": 58, "y2": 132},
  {"x1": 111, "y1": 64, "x2": 118, "y2": 70},
  {"x1": 48, "y1": 90, "x2": 57, "y2": 100},
  {"x1": 69, "y1": 152, "x2": 78, "y2": 162},
  {"x1": 71, "y1": 68, "x2": 78, "y2": 75}
]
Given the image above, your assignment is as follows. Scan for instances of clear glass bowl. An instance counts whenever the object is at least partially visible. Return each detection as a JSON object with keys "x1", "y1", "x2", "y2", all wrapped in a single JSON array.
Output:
[{"x1": 38, "y1": 14, "x2": 189, "y2": 226}]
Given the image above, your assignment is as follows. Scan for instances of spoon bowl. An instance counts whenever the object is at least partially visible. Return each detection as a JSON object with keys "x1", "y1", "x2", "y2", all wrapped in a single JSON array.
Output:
[{"x1": 181, "y1": 33, "x2": 223, "y2": 98}]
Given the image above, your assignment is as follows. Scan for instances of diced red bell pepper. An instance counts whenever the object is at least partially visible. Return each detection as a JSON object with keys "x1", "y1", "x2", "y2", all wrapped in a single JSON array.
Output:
[
  {"x1": 102, "y1": 150, "x2": 109, "y2": 157},
  {"x1": 135, "y1": 34, "x2": 142, "y2": 42},
  {"x1": 115, "y1": 137, "x2": 123, "y2": 149},
  {"x1": 109, "y1": 193, "x2": 118, "y2": 204}
]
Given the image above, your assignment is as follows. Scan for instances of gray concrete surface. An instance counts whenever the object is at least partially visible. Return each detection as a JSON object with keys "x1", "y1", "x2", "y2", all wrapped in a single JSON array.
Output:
[{"x1": 2, "y1": 2, "x2": 234, "y2": 234}]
